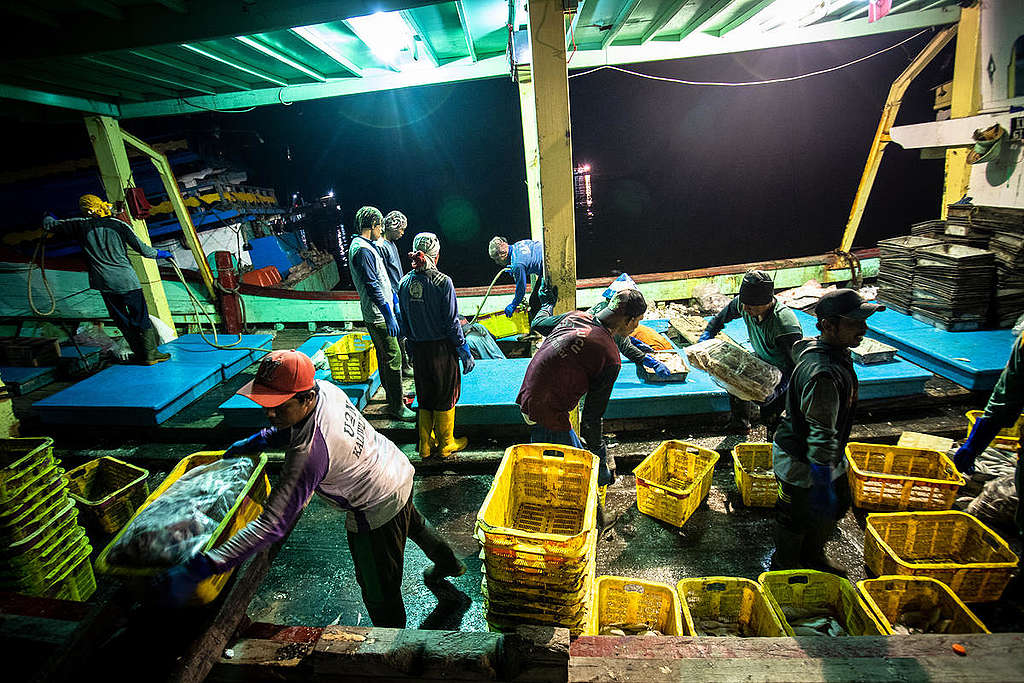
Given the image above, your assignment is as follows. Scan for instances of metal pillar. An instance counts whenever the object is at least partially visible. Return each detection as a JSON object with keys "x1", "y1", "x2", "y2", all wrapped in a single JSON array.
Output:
[
  {"x1": 941, "y1": 3, "x2": 981, "y2": 216},
  {"x1": 528, "y1": 0, "x2": 577, "y2": 314},
  {"x1": 84, "y1": 115, "x2": 174, "y2": 328}
]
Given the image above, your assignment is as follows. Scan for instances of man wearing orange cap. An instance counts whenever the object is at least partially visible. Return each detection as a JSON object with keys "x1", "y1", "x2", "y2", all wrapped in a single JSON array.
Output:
[
  {"x1": 43, "y1": 194, "x2": 174, "y2": 365},
  {"x1": 158, "y1": 349, "x2": 465, "y2": 626}
]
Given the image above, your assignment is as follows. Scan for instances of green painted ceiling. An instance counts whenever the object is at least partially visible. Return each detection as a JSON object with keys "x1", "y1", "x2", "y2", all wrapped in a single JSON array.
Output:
[{"x1": 0, "y1": 0, "x2": 961, "y2": 118}]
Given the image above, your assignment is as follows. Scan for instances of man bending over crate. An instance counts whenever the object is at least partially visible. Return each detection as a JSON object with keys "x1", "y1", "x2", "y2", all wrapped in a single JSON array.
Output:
[
  {"x1": 770, "y1": 289, "x2": 884, "y2": 577},
  {"x1": 157, "y1": 349, "x2": 466, "y2": 627},
  {"x1": 517, "y1": 288, "x2": 648, "y2": 530}
]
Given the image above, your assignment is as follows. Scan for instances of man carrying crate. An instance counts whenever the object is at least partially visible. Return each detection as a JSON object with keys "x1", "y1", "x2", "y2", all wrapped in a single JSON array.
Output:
[
  {"x1": 517, "y1": 288, "x2": 648, "y2": 531},
  {"x1": 770, "y1": 289, "x2": 884, "y2": 576},
  {"x1": 157, "y1": 350, "x2": 466, "y2": 627}
]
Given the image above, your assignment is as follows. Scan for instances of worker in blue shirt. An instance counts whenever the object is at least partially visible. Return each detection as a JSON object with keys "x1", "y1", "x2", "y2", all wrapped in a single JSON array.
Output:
[
  {"x1": 375, "y1": 210, "x2": 413, "y2": 378},
  {"x1": 348, "y1": 206, "x2": 414, "y2": 421},
  {"x1": 398, "y1": 233, "x2": 475, "y2": 458},
  {"x1": 488, "y1": 236, "x2": 552, "y2": 321}
]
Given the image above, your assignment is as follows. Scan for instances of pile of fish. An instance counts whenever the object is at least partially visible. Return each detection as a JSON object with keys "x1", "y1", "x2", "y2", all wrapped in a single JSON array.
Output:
[
  {"x1": 891, "y1": 606, "x2": 953, "y2": 635},
  {"x1": 783, "y1": 607, "x2": 848, "y2": 637},
  {"x1": 599, "y1": 623, "x2": 664, "y2": 637},
  {"x1": 695, "y1": 618, "x2": 759, "y2": 637}
]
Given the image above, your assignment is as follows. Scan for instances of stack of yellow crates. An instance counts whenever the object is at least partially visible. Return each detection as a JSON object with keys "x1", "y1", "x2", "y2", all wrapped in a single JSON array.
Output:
[
  {"x1": 0, "y1": 438, "x2": 95, "y2": 601},
  {"x1": 476, "y1": 444, "x2": 599, "y2": 635}
]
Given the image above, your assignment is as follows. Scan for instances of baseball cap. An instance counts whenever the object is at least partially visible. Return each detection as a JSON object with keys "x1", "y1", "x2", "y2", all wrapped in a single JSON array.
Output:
[
  {"x1": 815, "y1": 289, "x2": 886, "y2": 321},
  {"x1": 237, "y1": 350, "x2": 315, "y2": 407},
  {"x1": 739, "y1": 270, "x2": 775, "y2": 306}
]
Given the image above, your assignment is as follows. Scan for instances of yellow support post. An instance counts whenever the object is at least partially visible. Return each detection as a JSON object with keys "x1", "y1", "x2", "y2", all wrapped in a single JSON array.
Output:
[
  {"x1": 84, "y1": 115, "x2": 174, "y2": 328},
  {"x1": 528, "y1": 0, "x2": 577, "y2": 314},
  {"x1": 838, "y1": 24, "x2": 958, "y2": 255},
  {"x1": 941, "y1": 3, "x2": 981, "y2": 217},
  {"x1": 518, "y1": 79, "x2": 545, "y2": 244},
  {"x1": 120, "y1": 130, "x2": 216, "y2": 299}
]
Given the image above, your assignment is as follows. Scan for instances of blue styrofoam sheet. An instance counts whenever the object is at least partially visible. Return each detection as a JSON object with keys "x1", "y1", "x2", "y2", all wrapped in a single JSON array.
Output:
[
  {"x1": 33, "y1": 334, "x2": 271, "y2": 425},
  {"x1": 720, "y1": 312, "x2": 932, "y2": 400},
  {"x1": 863, "y1": 308, "x2": 1013, "y2": 391},
  {"x1": 427, "y1": 357, "x2": 730, "y2": 425},
  {"x1": 0, "y1": 366, "x2": 56, "y2": 396}
]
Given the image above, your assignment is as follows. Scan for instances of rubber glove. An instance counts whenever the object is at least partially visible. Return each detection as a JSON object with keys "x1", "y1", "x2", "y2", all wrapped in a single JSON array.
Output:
[
  {"x1": 807, "y1": 462, "x2": 837, "y2": 518},
  {"x1": 155, "y1": 249, "x2": 174, "y2": 260},
  {"x1": 223, "y1": 430, "x2": 272, "y2": 458},
  {"x1": 42, "y1": 214, "x2": 58, "y2": 231},
  {"x1": 953, "y1": 415, "x2": 1001, "y2": 475},
  {"x1": 457, "y1": 341, "x2": 475, "y2": 374},
  {"x1": 630, "y1": 337, "x2": 654, "y2": 355},
  {"x1": 153, "y1": 553, "x2": 215, "y2": 608},
  {"x1": 381, "y1": 303, "x2": 400, "y2": 338},
  {"x1": 642, "y1": 355, "x2": 672, "y2": 378},
  {"x1": 392, "y1": 292, "x2": 401, "y2": 317},
  {"x1": 698, "y1": 330, "x2": 713, "y2": 342},
  {"x1": 504, "y1": 302, "x2": 517, "y2": 318}
]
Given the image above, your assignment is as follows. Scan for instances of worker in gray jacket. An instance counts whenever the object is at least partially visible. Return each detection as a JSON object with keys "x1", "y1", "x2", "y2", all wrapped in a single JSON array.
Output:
[
  {"x1": 43, "y1": 193, "x2": 173, "y2": 365},
  {"x1": 375, "y1": 210, "x2": 414, "y2": 378},
  {"x1": 770, "y1": 289, "x2": 883, "y2": 576}
]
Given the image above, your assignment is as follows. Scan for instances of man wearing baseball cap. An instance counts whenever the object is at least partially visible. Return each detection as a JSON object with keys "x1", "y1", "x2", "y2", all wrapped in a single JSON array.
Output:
[
  {"x1": 699, "y1": 270, "x2": 803, "y2": 435},
  {"x1": 158, "y1": 349, "x2": 465, "y2": 625},
  {"x1": 770, "y1": 289, "x2": 884, "y2": 576}
]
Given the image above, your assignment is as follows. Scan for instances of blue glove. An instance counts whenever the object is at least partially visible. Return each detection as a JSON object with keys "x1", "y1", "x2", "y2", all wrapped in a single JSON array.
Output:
[
  {"x1": 504, "y1": 302, "x2": 517, "y2": 318},
  {"x1": 457, "y1": 341, "x2": 475, "y2": 374},
  {"x1": 642, "y1": 355, "x2": 672, "y2": 378},
  {"x1": 224, "y1": 430, "x2": 270, "y2": 458},
  {"x1": 953, "y1": 415, "x2": 1000, "y2": 475},
  {"x1": 698, "y1": 330, "x2": 713, "y2": 342},
  {"x1": 153, "y1": 553, "x2": 215, "y2": 607},
  {"x1": 382, "y1": 303, "x2": 400, "y2": 338},
  {"x1": 807, "y1": 463, "x2": 837, "y2": 518},
  {"x1": 630, "y1": 337, "x2": 654, "y2": 355},
  {"x1": 42, "y1": 214, "x2": 58, "y2": 230},
  {"x1": 155, "y1": 249, "x2": 173, "y2": 260}
]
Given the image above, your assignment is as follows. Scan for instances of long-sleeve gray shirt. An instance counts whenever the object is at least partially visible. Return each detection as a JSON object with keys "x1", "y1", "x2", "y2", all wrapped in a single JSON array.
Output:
[{"x1": 45, "y1": 215, "x2": 157, "y2": 293}]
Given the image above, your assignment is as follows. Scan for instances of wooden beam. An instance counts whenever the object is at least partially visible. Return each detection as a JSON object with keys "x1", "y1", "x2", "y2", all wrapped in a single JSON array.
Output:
[
  {"x1": 401, "y1": 10, "x2": 440, "y2": 67},
  {"x1": 179, "y1": 43, "x2": 290, "y2": 87},
  {"x1": 600, "y1": 0, "x2": 643, "y2": 49},
  {"x1": 156, "y1": 0, "x2": 188, "y2": 12},
  {"x1": 839, "y1": 25, "x2": 957, "y2": 253},
  {"x1": 84, "y1": 115, "x2": 174, "y2": 328},
  {"x1": 455, "y1": 0, "x2": 478, "y2": 62},
  {"x1": 518, "y1": 80, "x2": 544, "y2": 243},
  {"x1": 128, "y1": 49, "x2": 253, "y2": 90},
  {"x1": 0, "y1": 82, "x2": 119, "y2": 115},
  {"x1": 941, "y1": 1, "x2": 980, "y2": 217},
  {"x1": 707, "y1": 0, "x2": 775, "y2": 37},
  {"x1": 290, "y1": 27, "x2": 362, "y2": 78},
  {"x1": 83, "y1": 56, "x2": 218, "y2": 95},
  {"x1": 2, "y1": 4, "x2": 59, "y2": 28},
  {"x1": 528, "y1": 0, "x2": 577, "y2": 314},
  {"x1": 639, "y1": 0, "x2": 690, "y2": 44},
  {"x1": 664, "y1": 0, "x2": 732, "y2": 42},
  {"x1": 76, "y1": 0, "x2": 124, "y2": 21}
]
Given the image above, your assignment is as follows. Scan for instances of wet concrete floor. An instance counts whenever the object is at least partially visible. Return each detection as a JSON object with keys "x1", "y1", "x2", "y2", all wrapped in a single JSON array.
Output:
[{"x1": 247, "y1": 461, "x2": 1024, "y2": 633}]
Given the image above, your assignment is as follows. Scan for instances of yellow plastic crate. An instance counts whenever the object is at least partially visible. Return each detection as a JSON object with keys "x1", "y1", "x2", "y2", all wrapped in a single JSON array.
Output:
[
  {"x1": 480, "y1": 531, "x2": 596, "y2": 588},
  {"x1": 1, "y1": 500, "x2": 79, "y2": 573},
  {"x1": 634, "y1": 441, "x2": 719, "y2": 527},
  {"x1": 0, "y1": 468, "x2": 68, "y2": 544},
  {"x1": 677, "y1": 576, "x2": 785, "y2": 637},
  {"x1": 864, "y1": 511, "x2": 1018, "y2": 603},
  {"x1": 477, "y1": 444, "x2": 598, "y2": 558},
  {"x1": 43, "y1": 553, "x2": 96, "y2": 602},
  {"x1": 1, "y1": 536, "x2": 92, "y2": 596},
  {"x1": 324, "y1": 332, "x2": 377, "y2": 383},
  {"x1": 476, "y1": 308, "x2": 530, "y2": 340},
  {"x1": 857, "y1": 576, "x2": 989, "y2": 635},
  {"x1": 731, "y1": 443, "x2": 777, "y2": 508},
  {"x1": 96, "y1": 451, "x2": 271, "y2": 605},
  {"x1": 0, "y1": 437, "x2": 55, "y2": 504},
  {"x1": 65, "y1": 456, "x2": 149, "y2": 534},
  {"x1": 586, "y1": 576, "x2": 687, "y2": 636},
  {"x1": 846, "y1": 442, "x2": 964, "y2": 511},
  {"x1": 966, "y1": 410, "x2": 1024, "y2": 450},
  {"x1": 758, "y1": 569, "x2": 886, "y2": 636}
]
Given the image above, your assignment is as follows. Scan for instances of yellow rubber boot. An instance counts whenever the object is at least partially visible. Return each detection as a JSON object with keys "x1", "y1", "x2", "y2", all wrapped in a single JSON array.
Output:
[
  {"x1": 417, "y1": 409, "x2": 435, "y2": 458},
  {"x1": 434, "y1": 408, "x2": 467, "y2": 457}
]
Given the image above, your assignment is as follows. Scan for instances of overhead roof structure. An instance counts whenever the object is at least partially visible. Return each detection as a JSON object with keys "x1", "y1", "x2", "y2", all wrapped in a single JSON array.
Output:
[{"x1": 0, "y1": 0, "x2": 961, "y2": 119}]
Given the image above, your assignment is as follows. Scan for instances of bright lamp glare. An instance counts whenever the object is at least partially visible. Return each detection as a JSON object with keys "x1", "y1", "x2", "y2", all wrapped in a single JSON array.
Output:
[{"x1": 347, "y1": 12, "x2": 413, "y2": 65}]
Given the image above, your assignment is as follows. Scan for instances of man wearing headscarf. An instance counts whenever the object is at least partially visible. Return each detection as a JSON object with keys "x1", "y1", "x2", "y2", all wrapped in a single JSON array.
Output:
[
  {"x1": 398, "y1": 233, "x2": 475, "y2": 458},
  {"x1": 375, "y1": 211, "x2": 413, "y2": 378},
  {"x1": 699, "y1": 270, "x2": 802, "y2": 436},
  {"x1": 43, "y1": 194, "x2": 174, "y2": 365}
]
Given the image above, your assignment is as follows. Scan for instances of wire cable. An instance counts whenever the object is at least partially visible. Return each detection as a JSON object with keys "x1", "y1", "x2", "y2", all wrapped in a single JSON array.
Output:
[
  {"x1": 568, "y1": 28, "x2": 930, "y2": 86},
  {"x1": 179, "y1": 97, "x2": 257, "y2": 113},
  {"x1": 27, "y1": 233, "x2": 57, "y2": 316}
]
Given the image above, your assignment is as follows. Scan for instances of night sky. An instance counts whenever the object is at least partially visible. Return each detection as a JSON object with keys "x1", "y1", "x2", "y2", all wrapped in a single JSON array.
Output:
[{"x1": 1, "y1": 28, "x2": 953, "y2": 288}]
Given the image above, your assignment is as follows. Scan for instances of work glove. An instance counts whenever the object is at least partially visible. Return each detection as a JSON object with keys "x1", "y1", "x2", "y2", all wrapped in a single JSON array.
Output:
[
  {"x1": 457, "y1": 341, "x2": 475, "y2": 374},
  {"x1": 630, "y1": 337, "x2": 654, "y2": 355},
  {"x1": 698, "y1": 330, "x2": 713, "y2": 343},
  {"x1": 42, "y1": 214, "x2": 58, "y2": 231},
  {"x1": 152, "y1": 553, "x2": 216, "y2": 608},
  {"x1": 807, "y1": 462, "x2": 837, "y2": 519},
  {"x1": 382, "y1": 303, "x2": 400, "y2": 338},
  {"x1": 155, "y1": 249, "x2": 174, "y2": 260},
  {"x1": 504, "y1": 302, "x2": 518, "y2": 318},
  {"x1": 223, "y1": 430, "x2": 272, "y2": 458},
  {"x1": 953, "y1": 415, "x2": 1001, "y2": 476},
  {"x1": 642, "y1": 355, "x2": 672, "y2": 378}
]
